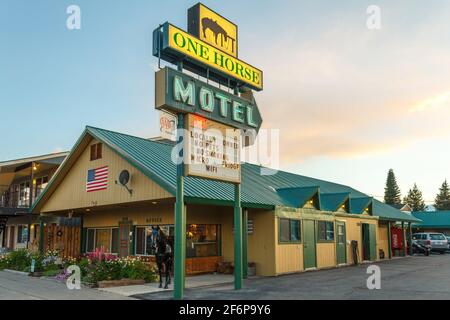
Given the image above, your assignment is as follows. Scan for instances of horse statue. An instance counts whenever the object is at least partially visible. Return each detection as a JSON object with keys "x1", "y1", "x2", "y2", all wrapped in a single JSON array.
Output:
[
  {"x1": 202, "y1": 18, "x2": 236, "y2": 54},
  {"x1": 152, "y1": 226, "x2": 173, "y2": 289}
]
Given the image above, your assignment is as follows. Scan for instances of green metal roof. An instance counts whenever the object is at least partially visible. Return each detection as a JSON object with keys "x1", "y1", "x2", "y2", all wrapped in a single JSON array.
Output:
[
  {"x1": 350, "y1": 197, "x2": 373, "y2": 214},
  {"x1": 412, "y1": 211, "x2": 450, "y2": 228},
  {"x1": 31, "y1": 126, "x2": 420, "y2": 223},
  {"x1": 276, "y1": 186, "x2": 320, "y2": 208},
  {"x1": 320, "y1": 192, "x2": 350, "y2": 212}
]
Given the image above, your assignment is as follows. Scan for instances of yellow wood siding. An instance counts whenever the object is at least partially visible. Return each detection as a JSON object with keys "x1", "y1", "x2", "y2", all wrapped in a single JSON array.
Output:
[
  {"x1": 41, "y1": 139, "x2": 172, "y2": 213},
  {"x1": 316, "y1": 242, "x2": 336, "y2": 268},
  {"x1": 275, "y1": 243, "x2": 303, "y2": 274},
  {"x1": 274, "y1": 217, "x2": 303, "y2": 275},
  {"x1": 377, "y1": 223, "x2": 389, "y2": 259}
]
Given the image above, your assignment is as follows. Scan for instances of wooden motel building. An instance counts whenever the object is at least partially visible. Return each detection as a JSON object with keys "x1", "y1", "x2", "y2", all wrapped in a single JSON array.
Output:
[{"x1": 1, "y1": 126, "x2": 419, "y2": 276}]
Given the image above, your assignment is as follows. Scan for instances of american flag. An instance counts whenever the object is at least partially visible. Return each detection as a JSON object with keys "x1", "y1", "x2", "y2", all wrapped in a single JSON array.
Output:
[{"x1": 86, "y1": 166, "x2": 108, "y2": 192}]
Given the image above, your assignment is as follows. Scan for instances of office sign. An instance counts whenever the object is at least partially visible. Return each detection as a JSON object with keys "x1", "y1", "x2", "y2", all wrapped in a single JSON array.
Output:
[
  {"x1": 188, "y1": 3, "x2": 238, "y2": 57},
  {"x1": 155, "y1": 67, "x2": 262, "y2": 132},
  {"x1": 153, "y1": 23, "x2": 263, "y2": 91},
  {"x1": 184, "y1": 114, "x2": 241, "y2": 183}
]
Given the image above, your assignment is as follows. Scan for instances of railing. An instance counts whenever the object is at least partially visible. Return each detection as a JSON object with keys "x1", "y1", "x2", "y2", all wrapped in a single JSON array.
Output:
[{"x1": 0, "y1": 186, "x2": 46, "y2": 209}]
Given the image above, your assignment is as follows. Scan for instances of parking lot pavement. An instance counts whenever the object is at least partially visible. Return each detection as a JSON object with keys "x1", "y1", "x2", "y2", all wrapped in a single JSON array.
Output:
[
  {"x1": 0, "y1": 271, "x2": 135, "y2": 300},
  {"x1": 135, "y1": 254, "x2": 450, "y2": 300}
]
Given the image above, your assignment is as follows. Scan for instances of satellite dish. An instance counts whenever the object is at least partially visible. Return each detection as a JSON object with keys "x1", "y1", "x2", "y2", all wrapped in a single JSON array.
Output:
[
  {"x1": 117, "y1": 170, "x2": 132, "y2": 195},
  {"x1": 119, "y1": 170, "x2": 131, "y2": 186}
]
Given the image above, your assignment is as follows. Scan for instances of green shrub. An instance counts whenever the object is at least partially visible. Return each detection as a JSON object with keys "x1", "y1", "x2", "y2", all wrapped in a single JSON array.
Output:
[{"x1": 6, "y1": 249, "x2": 31, "y2": 271}]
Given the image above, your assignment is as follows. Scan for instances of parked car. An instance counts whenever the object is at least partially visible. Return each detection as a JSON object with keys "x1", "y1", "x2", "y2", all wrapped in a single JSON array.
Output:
[
  {"x1": 446, "y1": 236, "x2": 450, "y2": 251},
  {"x1": 412, "y1": 233, "x2": 448, "y2": 254}
]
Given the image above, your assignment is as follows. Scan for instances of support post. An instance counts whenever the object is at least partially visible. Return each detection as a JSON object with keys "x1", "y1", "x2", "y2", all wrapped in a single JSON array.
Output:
[
  {"x1": 174, "y1": 111, "x2": 186, "y2": 300},
  {"x1": 27, "y1": 162, "x2": 35, "y2": 247},
  {"x1": 408, "y1": 222, "x2": 413, "y2": 256},
  {"x1": 387, "y1": 221, "x2": 392, "y2": 259},
  {"x1": 402, "y1": 222, "x2": 406, "y2": 257},
  {"x1": 39, "y1": 219, "x2": 45, "y2": 254},
  {"x1": 242, "y1": 209, "x2": 248, "y2": 279},
  {"x1": 234, "y1": 183, "x2": 243, "y2": 290}
]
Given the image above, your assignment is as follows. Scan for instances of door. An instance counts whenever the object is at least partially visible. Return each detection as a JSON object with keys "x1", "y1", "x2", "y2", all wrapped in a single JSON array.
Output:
[
  {"x1": 303, "y1": 220, "x2": 316, "y2": 269},
  {"x1": 119, "y1": 222, "x2": 131, "y2": 257},
  {"x1": 369, "y1": 224, "x2": 377, "y2": 260},
  {"x1": 336, "y1": 222, "x2": 347, "y2": 265},
  {"x1": 8, "y1": 226, "x2": 15, "y2": 249},
  {"x1": 362, "y1": 223, "x2": 377, "y2": 261}
]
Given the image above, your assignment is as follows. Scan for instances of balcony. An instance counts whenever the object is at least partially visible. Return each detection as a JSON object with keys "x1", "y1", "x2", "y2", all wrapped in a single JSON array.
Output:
[{"x1": 0, "y1": 186, "x2": 44, "y2": 216}]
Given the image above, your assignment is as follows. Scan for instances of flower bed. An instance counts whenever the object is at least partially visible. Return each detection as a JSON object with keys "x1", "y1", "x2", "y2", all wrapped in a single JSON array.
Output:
[{"x1": 0, "y1": 248, "x2": 158, "y2": 287}]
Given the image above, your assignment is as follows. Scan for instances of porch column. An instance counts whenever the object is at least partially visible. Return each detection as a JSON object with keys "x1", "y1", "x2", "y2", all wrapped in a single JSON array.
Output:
[
  {"x1": 242, "y1": 209, "x2": 248, "y2": 279},
  {"x1": 234, "y1": 184, "x2": 243, "y2": 289},
  {"x1": 387, "y1": 221, "x2": 392, "y2": 259},
  {"x1": 174, "y1": 111, "x2": 186, "y2": 300},
  {"x1": 27, "y1": 162, "x2": 35, "y2": 247},
  {"x1": 408, "y1": 222, "x2": 413, "y2": 256},
  {"x1": 39, "y1": 219, "x2": 45, "y2": 254},
  {"x1": 402, "y1": 222, "x2": 406, "y2": 256}
]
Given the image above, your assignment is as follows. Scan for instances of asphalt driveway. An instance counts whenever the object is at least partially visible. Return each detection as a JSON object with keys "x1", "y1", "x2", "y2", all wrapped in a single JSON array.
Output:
[{"x1": 136, "y1": 254, "x2": 450, "y2": 300}]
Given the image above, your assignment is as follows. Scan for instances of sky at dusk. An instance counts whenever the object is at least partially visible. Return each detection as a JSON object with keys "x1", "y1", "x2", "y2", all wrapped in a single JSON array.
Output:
[{"x1": 1, "y1": 0, "x2": 450, "y2": 203}]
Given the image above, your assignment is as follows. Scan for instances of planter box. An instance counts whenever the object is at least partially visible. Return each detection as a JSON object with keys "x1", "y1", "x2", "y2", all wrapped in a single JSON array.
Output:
[{"x1": 98, "y1": 279, "x2": 146, "y2": 288}]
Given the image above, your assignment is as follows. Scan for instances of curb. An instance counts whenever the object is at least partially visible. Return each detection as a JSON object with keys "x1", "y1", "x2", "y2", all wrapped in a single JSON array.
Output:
[{"x1": 3, "y1": 269, "x2": 30, "y2": 276}]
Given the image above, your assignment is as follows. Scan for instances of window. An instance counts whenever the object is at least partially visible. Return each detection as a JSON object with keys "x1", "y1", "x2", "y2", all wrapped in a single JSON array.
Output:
[
  {"x1": 186, "y1": 224, "x2": 219, "y2": 258},
  {"x1": 18, "y1": 182, "x2": 30, "y2": 207},
  {"x1": 16, "y1": 225, "x2": 28, "y2": 244},
  {"x1": 318, "y1": 221, "x2": 334, "y2": 241},
  {"x1": 86, "y1": 228, "x2": 119, "y2": 253},
  {"x1": 90, "y1": 143, "x2": 103, "y2": 161},
  {"x1": 135, "y1": 225, "x2": 175, "y2": 256},
  {"x1": 135, "y1": 224, "x2": 219, "y2": 258},
  {"x1": 35, "y1": 176, "x2": 49, "y2": 197},
  {"x1": 279, "y1": 219, "x2": 301, "y2": 243},
  {"x1": 430, "y1": 234, "x2": 446, "y2": 241}
]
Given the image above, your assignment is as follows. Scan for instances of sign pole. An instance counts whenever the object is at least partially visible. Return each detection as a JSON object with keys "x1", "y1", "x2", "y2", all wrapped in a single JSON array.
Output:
[
  {"x1": 233, "y1": 85, "x2": 243, "y2": 290},
  {"x1": 242, "y1": 209, "x2": 248, "y2": 279},
  {"x1": 234, "y1": 182, "x2": 243, "y2": 290},
  {"x1": 174, "y1": 61, "x2": 186, "y2": 300}
]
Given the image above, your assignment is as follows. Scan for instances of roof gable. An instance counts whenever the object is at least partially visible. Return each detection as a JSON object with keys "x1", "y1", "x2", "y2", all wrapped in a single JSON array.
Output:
[
  {"x1": 276, "y1": 186, "x2": 320, "y2": 208},
  {"x1": 320, "y1": 192, "x2": 350, "y2": 212}
]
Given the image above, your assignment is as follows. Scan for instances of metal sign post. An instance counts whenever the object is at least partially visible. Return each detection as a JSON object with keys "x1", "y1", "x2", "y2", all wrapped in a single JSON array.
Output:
[
  {"x1": 234, "y1": 183, "x2": 243, "y2": 289},
  {"x1": 174, "y1": 62, "x2": 186, "y2": 300}
]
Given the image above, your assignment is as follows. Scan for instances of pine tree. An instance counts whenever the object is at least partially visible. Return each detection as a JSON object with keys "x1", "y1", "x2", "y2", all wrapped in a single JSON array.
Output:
[
  {"x1": 403, "y1": 183, "x2": 426, "y2": 212},
  {"x1": 435, "y1": 180, "x2": 450, "y2": 210},
  {"x1": 384, "y1": 169, "x2": 402, "y2": 205}
]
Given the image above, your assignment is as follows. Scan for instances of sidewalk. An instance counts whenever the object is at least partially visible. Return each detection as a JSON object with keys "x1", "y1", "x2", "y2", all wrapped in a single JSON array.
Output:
[{"x1": 97, "y1": 274, "x2": 234, "y2": 297}]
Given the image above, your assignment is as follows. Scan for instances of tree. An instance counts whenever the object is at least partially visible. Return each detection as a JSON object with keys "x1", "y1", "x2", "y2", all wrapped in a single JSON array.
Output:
[
  {"x1": 435, "y1": 180, "x2": 450, "y2": 210},
  {"x1": 403, "y1": 183, "x2": 426, "y2": 212},
  {"x1": 384, "y1": 169, "x2": 402, "y2": 205}
]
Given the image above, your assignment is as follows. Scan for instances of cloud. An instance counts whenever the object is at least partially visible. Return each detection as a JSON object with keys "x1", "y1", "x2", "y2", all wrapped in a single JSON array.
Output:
[
  {"x1": 410, "y1": 91, "x2": 450, "y2": 112},
  {"x1": 240, "y1": 7, "x2": 450, "y2": 166}
]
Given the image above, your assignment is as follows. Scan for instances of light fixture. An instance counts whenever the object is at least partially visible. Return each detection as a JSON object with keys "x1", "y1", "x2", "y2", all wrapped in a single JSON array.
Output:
[
  {"x1": 33, "y1": 164, "x2": 38, "y2": 171},
  {"x1": 86, "y1": 208, "x2": 91, "y2": 212},
  {"x1": 152, "y1": 201, "x2": 158, "y2": 205}
]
